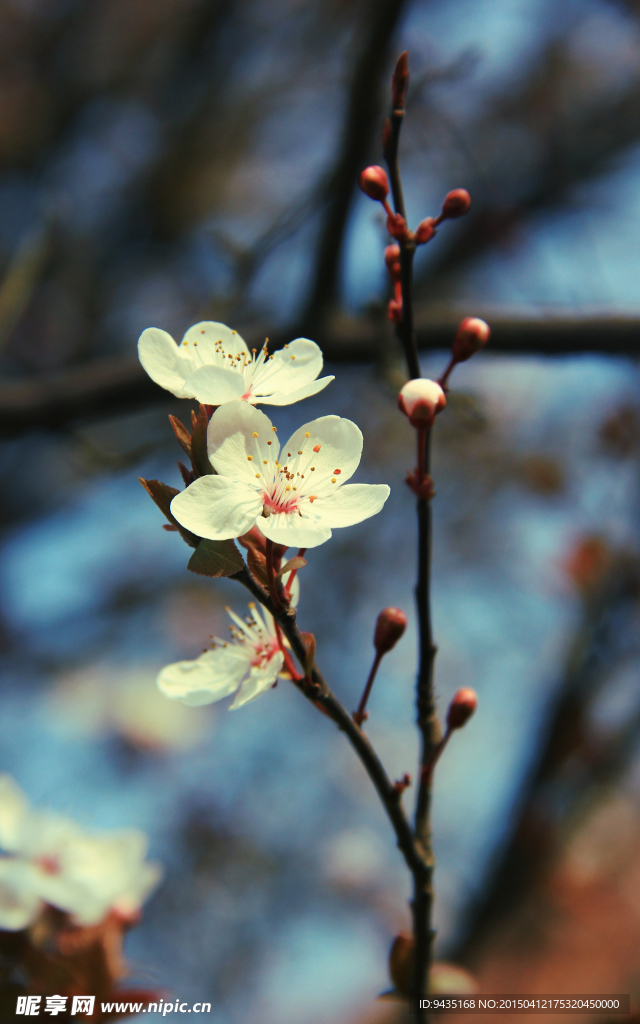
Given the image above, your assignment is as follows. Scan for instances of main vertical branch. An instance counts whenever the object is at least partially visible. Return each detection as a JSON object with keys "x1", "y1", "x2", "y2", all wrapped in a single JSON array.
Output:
[
  {"x1": 384, "y1": 103, "x2": 421, "y2": 380},
  {"x1": 413, "y1": 426, "x2": 440, "y2": 997},
  {"x1": 384, "y1": 69, "x2": 438, "y2": 998}
]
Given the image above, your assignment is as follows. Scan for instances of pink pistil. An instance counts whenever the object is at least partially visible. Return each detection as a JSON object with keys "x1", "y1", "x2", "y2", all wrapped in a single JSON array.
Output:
[{"x1": 262, "y1": 492, "x2": 299, "y2": 515}]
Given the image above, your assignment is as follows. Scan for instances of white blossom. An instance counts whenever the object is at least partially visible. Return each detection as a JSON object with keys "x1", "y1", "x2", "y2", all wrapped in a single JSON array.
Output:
[
  {"x1": 0, "y1": 776, "x2": 161, "y2": 930},
  {"x1": 158, "y1": 597, "x2": 296, "y2": 710},
  {"x1": 138, "y1": 321, "x2": 333, "y2": 407},
  {"x1": 170, "y1": 402, "x2": 390, "y2": 549},
  {"x1": 398, "y1": 378, "x2": 446, "y2": 427}
]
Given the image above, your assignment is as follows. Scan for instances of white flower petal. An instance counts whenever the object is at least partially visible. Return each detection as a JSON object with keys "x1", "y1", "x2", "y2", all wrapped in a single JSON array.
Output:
[
  {"x1": 181, "y1": 321, "x2": 249, "y2": 361},
  {"x1": 207, "y1": 402, "x2": 280, "y2": 483},
  {"x1": 284, "y1": 415, "x2": 363, "y2": 485},
  {"x1": 258, "y1": 514, "x2": 332, "y2": 549},
  {"x1": 312, "y1": 483, "x2": 390, "y2": 528},
  {"x1": 138, "y1": 328, "x2": 192, "y2": 398},
  {"x1": 259, "y1": 375, "x2": 335, "y2": 406},
  {"x1": 184, "y1": 365, "x2": 247, "y2": 405},
  {"x1": 0, "y1": 861, "x2": 42, "y2": 930},
  {"x1": 171, "y1": 475, "x2": 262, "y2": 541},
  {"x1": 158, "y1": 649, "x2": 248, "y2": 706},
  {"x1": 249, "y1": 339, "x2": 324, "y2": 398},
  {"x1": 229, "y1": 653, "x2": 284, "y2": 709},
  {"x1": 0, "y1": 776, "x2": 29, "y2": 852}
]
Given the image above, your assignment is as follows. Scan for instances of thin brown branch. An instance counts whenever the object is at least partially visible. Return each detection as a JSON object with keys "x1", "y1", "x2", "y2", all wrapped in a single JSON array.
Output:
[{"x1": 232, "y1": 566, "x2": 428, "y2": 881}]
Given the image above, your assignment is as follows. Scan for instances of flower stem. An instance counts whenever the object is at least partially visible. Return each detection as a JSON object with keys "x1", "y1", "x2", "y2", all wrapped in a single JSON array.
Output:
[
  {"x1": 353, "y1": 650, "x2": 383, "y2": 726},
  {"x1": 384, "y1": 103, "x2": 420, "y2": 380},
  {"x1": 265, "y1": 538, "x2": 283, "y2": 611}
]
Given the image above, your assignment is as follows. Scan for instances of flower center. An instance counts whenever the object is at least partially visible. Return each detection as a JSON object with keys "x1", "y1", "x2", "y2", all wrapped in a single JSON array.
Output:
[
  {"x1": 250, "y1": 638, "x2": 280, "y2": 668},
  {"x1": 263, "y1": 489, "x2": 299, "y2": 515}
]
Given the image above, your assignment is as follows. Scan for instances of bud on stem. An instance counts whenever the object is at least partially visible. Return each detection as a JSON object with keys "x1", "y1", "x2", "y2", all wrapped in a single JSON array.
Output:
[
  {"x1": 358, "y1": 165, "x2": 390, "y2": 203},
  {"x1": 436, "y1": 188, "x2": 471, "y2": 223},
  {"x1": 374, "y1": 607, "x2": 407, "y2": 655},
  {"x1": 353, "y1": 607, "x2": 407, "y2": 726},
  {"x1": 392, "y1": 51, "x2": 409, "y2": 109},
  {"x1": 398, "y1": 379, "x2": 446, "y2": 430},
  {"x1": 446, "y1": 688, "x2": 478, "y2": 731},
  {"x1": 439, "y1": 318, "x2": 490, "y2": 389}
]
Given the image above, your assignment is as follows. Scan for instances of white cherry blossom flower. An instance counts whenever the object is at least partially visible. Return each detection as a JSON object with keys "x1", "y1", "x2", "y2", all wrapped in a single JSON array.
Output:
[
  {"x1": 138, "y1": 321, "x2": 334, "y2": 406},
  {"x1": 0, "y1": 776, "x2": 161, "y2": 930},
  {"x1": 158, "y1": 598, "x2": 294, "y2": 710},
  {"x1": 170, "y1": 402, "x2": 390, "y2": 549}
]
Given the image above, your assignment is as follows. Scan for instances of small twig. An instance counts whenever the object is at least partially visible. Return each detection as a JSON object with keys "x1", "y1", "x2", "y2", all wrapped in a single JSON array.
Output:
[{"x1": 353, "y1": 650, "x2": 383, "y2": 726}]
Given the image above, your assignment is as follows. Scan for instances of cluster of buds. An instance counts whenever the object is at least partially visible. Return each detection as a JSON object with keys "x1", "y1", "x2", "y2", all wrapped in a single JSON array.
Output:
[{"x1": 358, "y1": 164, "x2": 471, "y2": 324}]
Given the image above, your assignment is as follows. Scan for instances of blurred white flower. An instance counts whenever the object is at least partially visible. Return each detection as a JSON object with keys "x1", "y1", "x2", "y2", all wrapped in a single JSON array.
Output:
[
  {"x1": 49, "y1": 666, "x2": 209, "y2": 751},
  {"x1": 0, "y1": 777, "x2": 161, "y2": 930},
  {"x1": 138, "y1": 321, "x2": 333, "y2": 406},
  {"x1": 170, "y1": 402, "x2": 390, "y2": 549},
  {"x1": 158, "y1": 597, "x2": 295, "y2": 710}
]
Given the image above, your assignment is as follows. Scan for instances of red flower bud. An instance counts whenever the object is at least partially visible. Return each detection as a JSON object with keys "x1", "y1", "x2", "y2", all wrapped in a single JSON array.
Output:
[
  {"x1": 387, "y1": 298, "x2": 403, "y2": 323},
  {"x1": 415, "y1": 217, "x2": 436, "y2": 244},
  {"x1": 392, "y1": 51, "x2": 409, "y2": 109},
  {"x1": 446, "y1": 687, "x2": 478, "y2": 731},
  {"x1": 359, "y1": 165, "x2": 389, "y2": 202},
  {"x1": 386, "y1": 211, "x2": 412, "y2": 242},
  {"x1": 398, "y1": 378, "x2": 446, "y2": 429},
  {"x1": 452, "y1": 317, "x2": 490, "y2": 362},
  {"x1": 374, "y1": 607, "x2": 407, "y2": 655},
  {"x1": 440, "y1": 188, "x2": 471, "y2": 220}
]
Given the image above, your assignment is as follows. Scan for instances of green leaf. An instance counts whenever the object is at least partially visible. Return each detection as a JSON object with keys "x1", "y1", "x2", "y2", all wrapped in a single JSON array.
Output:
[{"x1": 187, "y1": 538, "x2": 244, "y2": 578}]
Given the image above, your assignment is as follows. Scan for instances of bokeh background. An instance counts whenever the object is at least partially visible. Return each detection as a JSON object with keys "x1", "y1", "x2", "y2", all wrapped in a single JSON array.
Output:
[{"x1": 1, "y1": 0, "x2": 640, "y2": 1021}]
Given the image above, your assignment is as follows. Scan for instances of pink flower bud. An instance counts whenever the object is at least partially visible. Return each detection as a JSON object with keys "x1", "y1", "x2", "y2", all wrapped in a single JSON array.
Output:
[
  {"x1": 446, "y1": 687, "x2": 478, "y2": 730},
  {"x1": 452, "y1": 317, "x2": 490, "y2": 362},
  {"x1": 398, "y1": 379, "x2": 446, "y2": 429},
  {"x1": 392, "y1": 51, "x2": 409, "y2": 109},
  {"x1": 415, "y1": 217, "x2": 436, "y2": 244},
  {"x1": 374, "y1": 607, "x2": 407, "y2": 655},
  {"x1": 359, "y1": 165, "x2": 389, "y2": 202},
  {"x1": 440, "y1": 188, "x2": 471, "y2": 220},
  {"x1": 386, "y1": 211, "x2": 411, "y2": 242},
  {"x1": 387, "y1": 298, "x2": 402, "y2": 323}
]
